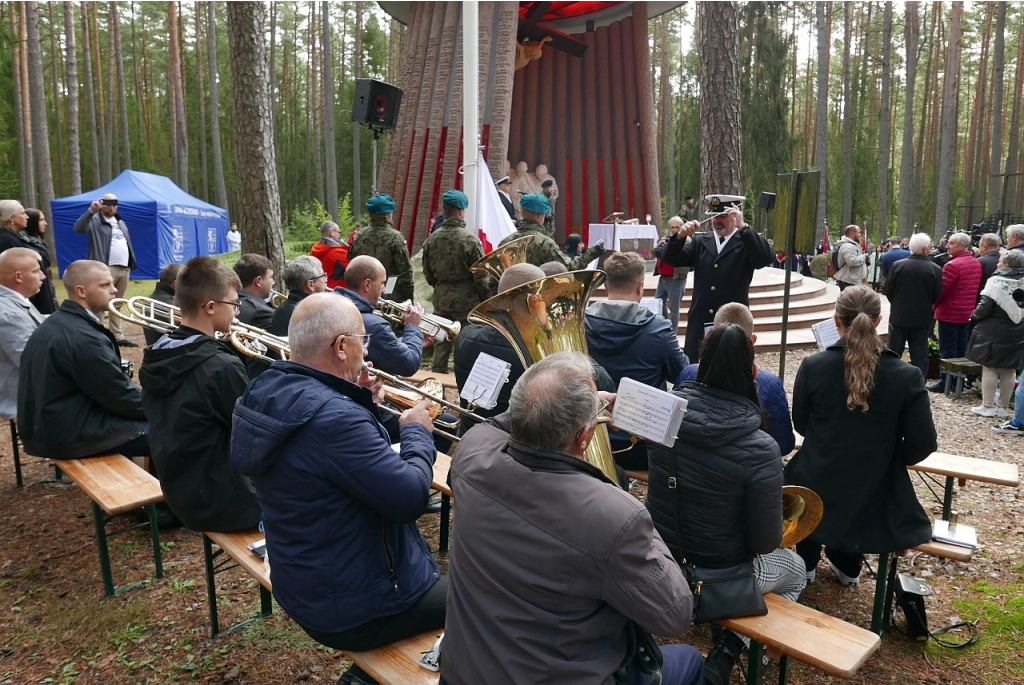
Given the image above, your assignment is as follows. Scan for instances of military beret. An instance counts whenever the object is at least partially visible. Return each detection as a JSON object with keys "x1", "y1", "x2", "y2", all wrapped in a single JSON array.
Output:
[
  {"x1": 519, "y1": 193, "x2": 551, "y2": 214},
  {"x1": 366, "y1": 194, "x2": 396, "y2": 215},
  {"x1": 541, "y1": 180, "x2": 554, "y2": 188},
  {"x1": 442, "y1": 189, "x2": 469, "y2": 209}
]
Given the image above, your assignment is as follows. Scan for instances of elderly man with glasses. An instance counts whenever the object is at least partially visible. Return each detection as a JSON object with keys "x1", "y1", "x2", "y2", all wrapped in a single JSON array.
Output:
[
  {"x1": 232, "y1": 293, "x2": 444, "y2": 685},
  {"x1": 269, "y1": 255, "x2": 328, "y2": 337}
]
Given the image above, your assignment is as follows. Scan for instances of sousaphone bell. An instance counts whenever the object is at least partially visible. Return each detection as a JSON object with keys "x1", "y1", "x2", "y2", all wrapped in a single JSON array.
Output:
[
  {"x1": 780, "y1": 485, "x2": 823, "y2": 548},
  {"x1": 470, "y1": 234, "x2": 535, "y2": 281}
]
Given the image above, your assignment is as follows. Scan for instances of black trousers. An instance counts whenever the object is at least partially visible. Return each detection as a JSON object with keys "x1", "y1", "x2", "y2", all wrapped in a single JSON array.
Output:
[
  {"x1": 796, "y1": 538, "x2": 864, "y2": 578},
  {"x1": 888, "y1": 325, "x2": 930, "y2": 378},
  {"x1": 302, "y1": 575, "x2": 447, "y2": 652}
]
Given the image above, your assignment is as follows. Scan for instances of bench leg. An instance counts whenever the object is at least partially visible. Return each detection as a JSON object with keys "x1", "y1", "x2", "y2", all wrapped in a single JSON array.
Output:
[
  {"x1": 954, "y1": 375, "x2": 964, "y2": 400},
  {"x1": 941, "y1": 476, "x2": 955, "y2": 521},
  {"x1": 870, "y1": 552, "x2": 900, "y2": 636},
  {"x1": 260, "y1": 585, "x2": 273, "y2": 619},
  {"x1": 777, "y1": 654, "x2": 789, "y2": 684},
  {"x1": 439, "y1": 494, "x2": 451, "y2": 555},
  {"x1": 91, "y1": 501, "x2": 116, "y2": 598},
  {"x1": 146, "y1": 504, "x2": 164, "y2": 579},
  {"x1": 203, "y1": 536, "x2": 222, "y2": 637},
  {"x1": 745, "y1": 640, "x2": 764, "y2": 685}
]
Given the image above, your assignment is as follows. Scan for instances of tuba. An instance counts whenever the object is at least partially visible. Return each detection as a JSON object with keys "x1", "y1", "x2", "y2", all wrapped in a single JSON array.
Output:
[
  {"x1": 780, "y1": 485, "x2": 823, "y2": 547},
  {"x1": 468, "y1": 270, "x2": 618, "y2": 481},
  {"x1": 470, "y1": 234, "x2": 535, "y2": 281}
]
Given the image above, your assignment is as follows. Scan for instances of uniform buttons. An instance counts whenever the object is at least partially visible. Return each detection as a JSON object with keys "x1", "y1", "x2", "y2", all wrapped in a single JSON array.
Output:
[
  {"x1": 709, "y1": 309, "x2": 714, "y2": 314},
  {"x1": 713, "y1": 263, "x2": 719, "y2": 268},
  {"x1": 710, "y1": 286, "x2": 716, "y2": 291}
]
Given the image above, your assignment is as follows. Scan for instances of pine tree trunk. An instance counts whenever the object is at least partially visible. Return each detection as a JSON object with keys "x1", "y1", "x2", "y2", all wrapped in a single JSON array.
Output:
[
  {"x1": 47, "y1": 3, "x2": 65, "y2": 197},
  {"x1": 1004, "y1": 10, "x2": 1024, "y2": 212},
  {"x1": 322, "y1": 2, "x2": 339, "y2": 221},
  {"x1": 814, "y1": 2, "x2": 828, "y2": 237},
  {"x1": 660, "y1": 15, "x2": 675, "y2": 214},
  {"x1": 697, "y1": 1, "x2": 743, "y2": 198},
  {"x1": 168, "y1": 1, "x2": 189, "y2": 189},
  {"x1": 352, "y1": 1, "x2": 362, "y2": 213},
  {"x1": 226, "y1": 0, "x2": 284, "y2": 274},
  {"x1": 268, "y1": 0, "x2": 276, "y2": 134},
  {"x1": 987, "y1": 2, "x2": 1006, "y2": 216},
  {"x1": 841, "y1": 3, "x2": 853, "y2": 226},
  {"x1": 63, "y1": 2, "x2": 82, "y2": 195},
  {"x1": 311, "y1": 3, "x2": 324, "y2": 207},
  {"x1": 90, "y1": 3, "x2": 110, "y2": 182},
  {"x1": 10, "y1": 3, "x2": 35, "y2": 206},
  {"x1": 933, "y1": 1, "x2": 963, "y2": 236},
  {"x1": 876, "y1": 2, "x2": 893, "y2": 240},
  {"x1": 207, "y1": 1, "x2": 229, "y2": 210},
  {"x1": 964, "y1": 4, "x2": 993, "y2": 214},
  {"x1": 897, "y1": 1, "x2": 919, "y2": 237},
  {"x1": 25, "y1": 2, "x2": 56, "y2": 256},
  {"x1": 193, "y1": 1, "x2": 209, "y2": 200},
  {"x1": 80, "y1": 1, "x2": 100, "y2": 188},
  {"x1": 111, "y1": 2, "x2": 131, "y2": 170}
]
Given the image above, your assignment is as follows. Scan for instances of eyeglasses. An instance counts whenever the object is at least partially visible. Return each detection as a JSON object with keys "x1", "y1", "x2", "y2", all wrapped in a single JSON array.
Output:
[
  {"x1": 309, "y1": 273, "x2": 329, "y2": 282},
  {"x1": 329, "y1": 332, "x2": 372, "y2": 349},
  {"x1": 210, "y1": 299, "x2": 242, "y2": 313},
  {"x1": 576, "y1": 398, "x2": 610, "y2": 440}
]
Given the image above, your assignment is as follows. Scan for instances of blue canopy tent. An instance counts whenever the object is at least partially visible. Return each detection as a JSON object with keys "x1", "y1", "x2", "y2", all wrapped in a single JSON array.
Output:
[{"x1": 51, "y1": 170, "x2": 230, "y2": 279}]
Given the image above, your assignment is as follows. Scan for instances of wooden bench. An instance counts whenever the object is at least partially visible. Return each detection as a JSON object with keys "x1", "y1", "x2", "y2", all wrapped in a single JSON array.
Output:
[
  {"x1": 8, "y1": 419, "x2": 63, "y2": 488},
  {"x1": 910, "y1": 451, "x2": 1020, "y2": 519},
  {"x1": 433, "y1": 452, "x2": 453, "y2": 554},
  {"x1": 938, "y1": 358, "x2": 982, "y2": 399},
  {"x1": 342, "y1": 631, "x2": 441, "y2": 685},
  {"x1": 57, "y1": 454, "x2": 165, "y2": 596},
  {"x1": 202, "y1": 528, "x2": 273, "y2": 637},
  {"x1": 718, "y1": 592, "x2": 880, "y2": 684}
]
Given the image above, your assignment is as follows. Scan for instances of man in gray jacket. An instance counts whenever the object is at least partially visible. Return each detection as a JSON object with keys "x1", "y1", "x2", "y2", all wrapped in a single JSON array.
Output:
[
  {"x1": 834, "y1": 224, "x2": 867, "y2": 290},
  {"x1": 0, "y1": 247, "x2": 47, "y2": 420},
  {"x1": 441, "y1": 352, "x2": 702, "y2": 685}
]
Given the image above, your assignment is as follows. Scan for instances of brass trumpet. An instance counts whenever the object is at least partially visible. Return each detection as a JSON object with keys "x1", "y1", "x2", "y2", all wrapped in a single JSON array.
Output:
[
  {"x1": 361, "y1": 364, "x2": 471, "y2": 444},
  {"x1": 376, "y1": 299, "x2": 462, "y2": 342},
  {"x1": 469, "y1": 235, "x2": 535, "y2": 281}
]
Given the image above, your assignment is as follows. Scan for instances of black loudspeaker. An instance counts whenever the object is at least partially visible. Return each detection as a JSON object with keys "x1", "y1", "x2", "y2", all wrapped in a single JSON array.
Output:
[
  {"x1": 352, "y1": 79, "x2": 403, "y2": 131},
  {"x1": 759, "y1": 192, "x2": 777, "y2": 210},
  {"x1": 894, "y1": 573, "x2": 932, "y2": 641}
]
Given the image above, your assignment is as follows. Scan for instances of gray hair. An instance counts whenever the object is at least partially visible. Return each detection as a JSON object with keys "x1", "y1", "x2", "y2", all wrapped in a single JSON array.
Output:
[
  {"x1": 283, "y1": 255, "x2": 322, "y2": 291},
  {"x1": 948, "y1": 232, "x2": 972, "y2": 248},
  {"x1": 980, "y1": 233, "x2": 1001, "y2": 249},
  {"x1": 908, "y1": 232, "x2": 932, "y2": 255},
  {"x1": 0, "y1": 200, "x2": 24, "y2": 225},
  {"x1": 320, "y1": 221, "x2": 339, "y2": 236},
  {"x1": 1006, "y1": 224, "x2": 1024, "y2": 244},
  {"x1": 509, "y1": 352, "x2": 598, "y2": 453},
  {"x1": 999, "y1": 249, "x2": 1024, "y2": 269},
  {"x1": 667, "y1": 215, "x2": 684, "y2": 226},
  {"x1": 289, "y1": 293, "x2": 361, "y2": 363}
]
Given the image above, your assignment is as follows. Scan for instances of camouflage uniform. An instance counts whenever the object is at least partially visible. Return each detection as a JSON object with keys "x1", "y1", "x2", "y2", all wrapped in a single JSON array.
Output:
[
  {"x1": 421, "y1": 217, "x2": 493, "y2": 373},
  {"x1": 349, "y1": 217, "x2": 415, "y2": 303},
  {"x1": 498, "y1": 218, "x2": 603, "y2": 270}
]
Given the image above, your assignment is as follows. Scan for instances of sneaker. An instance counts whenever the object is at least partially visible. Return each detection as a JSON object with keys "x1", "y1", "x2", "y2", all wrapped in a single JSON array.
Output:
[
  {"x1": 805, "y1": 569, "x2": 816, "y2": 584},
  {"x1": 117, "y1": 339, "x2": 139, "y2": 348},
  {"x1": 971, "y1": 405, "x2": 997, "y2": 418},
  {"x1": 827, "y1": 559, "x2": 860, "y2": 588},
  {"x1": 995, "y1": 407, "x2": 1010, "y2": 418},
  {"x1": 993, "y1": 420, "x2": 1024, "y2": 435}
]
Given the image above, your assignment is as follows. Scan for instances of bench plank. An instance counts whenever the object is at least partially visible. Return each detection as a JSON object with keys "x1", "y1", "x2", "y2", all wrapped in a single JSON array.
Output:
[
  {"x1": 343, "y1": 631, "x2": 440, "y2": 685},
  {"x1": 910, "y1": 452, "x2": 1019, "y2": 487},
  {"x1": 58, "y1": 455, "x2": 164, "y2": 515},
  {"x1": 718, "y1": 593, "x2": 880, "y2": 678},
  {"x1": 205, "y1": 529, "x2": 272, "y2": 592},
  {"x1": 432, "y1": 452, "x2": 452, "y2": 497},
  {"x1": 624, "y1": 469, "x2": 649, "y2": 483},
  {"x1": 911, "y1": 540, "x2": 974, "y2": 563}
]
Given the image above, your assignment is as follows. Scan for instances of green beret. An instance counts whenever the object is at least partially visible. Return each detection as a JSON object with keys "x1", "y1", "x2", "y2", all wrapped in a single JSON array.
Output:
[
  {"x1": 442, "y1": 189, "x2": 469, "y2": 209},
  {"x1": 366, "y1": 194, "x2": 396, "y2": 215},
  {"x1": 519, "y1": 193, "x2": 551, "y2": 214}
]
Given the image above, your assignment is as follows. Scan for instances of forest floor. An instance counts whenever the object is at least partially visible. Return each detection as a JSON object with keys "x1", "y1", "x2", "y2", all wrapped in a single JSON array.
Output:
[{"x1": 1, "y1": 304, "x2": 1022, "y2": 684}]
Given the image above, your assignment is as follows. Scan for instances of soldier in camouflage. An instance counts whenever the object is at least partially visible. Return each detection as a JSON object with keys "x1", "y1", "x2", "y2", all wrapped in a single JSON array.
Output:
[
  {"x1": 498, "y1": 193, "x2": 605, "y2": 270},
  {"x1": 349, "y1": 194, "x2": 415, "y2": 303},
  {"x1": 421, "y1": 189, "x2": 494, "y2": 374}
]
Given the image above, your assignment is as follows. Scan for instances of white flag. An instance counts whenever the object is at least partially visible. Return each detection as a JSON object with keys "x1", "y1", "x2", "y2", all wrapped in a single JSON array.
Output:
[{"x1": 476, "y1": 158, "x2": 516, "y2": 252}]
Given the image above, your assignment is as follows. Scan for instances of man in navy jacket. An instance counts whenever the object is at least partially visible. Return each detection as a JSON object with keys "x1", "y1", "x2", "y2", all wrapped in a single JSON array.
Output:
[{"x1": 232, "y1": 293, "x2": 443, "y2": 685}]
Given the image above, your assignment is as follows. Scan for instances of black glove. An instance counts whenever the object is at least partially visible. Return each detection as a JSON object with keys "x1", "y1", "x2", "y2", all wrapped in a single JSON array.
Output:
[{"x1": 592, "y1": 239, "x2": 606, "y2": 255}]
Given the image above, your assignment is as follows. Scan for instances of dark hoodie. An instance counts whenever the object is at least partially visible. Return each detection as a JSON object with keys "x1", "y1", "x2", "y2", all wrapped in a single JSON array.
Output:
[
  {"x1": 584, "y1": 300, "x2": 688, "y2": 390},
  {"x1": 139, "y1": 327, "x2": 261, "y2": 532}
]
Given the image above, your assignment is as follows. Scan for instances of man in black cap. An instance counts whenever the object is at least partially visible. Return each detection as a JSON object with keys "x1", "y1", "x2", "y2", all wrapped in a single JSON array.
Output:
[
  {"x1": 663, "y1": 194, "x2": 774, "y2": 361},
  {"x1": 495, "y1": 176, "x2": 517, "y2": 223},
  {"x1": 541, "y1": 180, "x2": 556, "y2": 234}
]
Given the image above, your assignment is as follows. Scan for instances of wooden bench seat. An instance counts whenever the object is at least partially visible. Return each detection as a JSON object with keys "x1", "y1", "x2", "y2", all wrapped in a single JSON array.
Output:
[
  {"x1": 202, "y1": 528, "x2": 273, "y2": 637},
  {"x1": 342, "y1": 631, "x2": 441, "y2": 685},
  {"x1": 911, "y1": 452, "x2": 1020, "y2": 519},
  {"x1": 57, "y1": 454, "x2": 165, "y2": 596},
  {"x1": 718, "y1": 593, "x2": 880, "y2": 683}
]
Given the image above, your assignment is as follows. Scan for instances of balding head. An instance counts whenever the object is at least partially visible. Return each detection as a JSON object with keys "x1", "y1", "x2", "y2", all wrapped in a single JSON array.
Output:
[
  {"x1": 509, "y1": 352, "x2": 599, "y2": 455},
  {"x1": 0, "y1": 247, "x2": 45, "y2": 297},
  {"x1": 345, "y1": 255, "x2": 384, "y2": 289},
  {"x1": 289, "y1": 293, "x2": 363, "y2": 369},
  {"x1": 498, "y1": 263, "x2": 545, "y2": 293}
]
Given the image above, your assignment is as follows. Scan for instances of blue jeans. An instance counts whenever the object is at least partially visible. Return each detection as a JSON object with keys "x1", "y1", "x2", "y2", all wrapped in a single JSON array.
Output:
[
  {"x1": 1015, "y1": 374, "x2": 1024, "y2": 425},
  {"x1": 936, "y1": 321, "x2": 970, "y2": 384},
  {"x1": 627, "y1": 644, "x2": 704, "y2": 685}
]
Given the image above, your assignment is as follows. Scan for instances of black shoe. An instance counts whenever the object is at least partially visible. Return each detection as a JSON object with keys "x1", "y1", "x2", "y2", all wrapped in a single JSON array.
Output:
[
  {"x1": 117, "y1": 339, "x2": 139, "y2": 348},
  {"x1": 703, "y1": 631, "x2": 744, "y2": 685},
  {"x1": 425, "y1": 494, "x2": 443, "y2": 514},
  {"x1": 338, "y1": 665, "x2": 377, "y2": 685},
  {"x1": 926, "y1": 381, "x2": 945, "y2": 393}
]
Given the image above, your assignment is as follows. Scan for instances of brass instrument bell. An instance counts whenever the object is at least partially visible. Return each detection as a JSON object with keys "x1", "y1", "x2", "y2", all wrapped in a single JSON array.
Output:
[{"x1": 780, "y1": 485, "x2": 824, "y2": 548}]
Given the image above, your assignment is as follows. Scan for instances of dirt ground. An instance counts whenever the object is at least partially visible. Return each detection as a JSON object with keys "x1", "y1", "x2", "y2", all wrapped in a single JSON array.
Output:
[{"x1": 1, "y1": 328, "x2": 1021, "y2": 684}]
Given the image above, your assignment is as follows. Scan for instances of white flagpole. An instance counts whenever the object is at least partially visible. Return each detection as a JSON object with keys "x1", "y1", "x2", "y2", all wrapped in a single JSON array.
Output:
[{"x1": 463, "y1": 0, "x2": 479, "y2": 233}]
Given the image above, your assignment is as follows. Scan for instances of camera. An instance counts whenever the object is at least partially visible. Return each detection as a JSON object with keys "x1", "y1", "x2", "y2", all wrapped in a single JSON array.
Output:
[{"x1": 101, "y1": 199, "x2": 118, "y2": 207}]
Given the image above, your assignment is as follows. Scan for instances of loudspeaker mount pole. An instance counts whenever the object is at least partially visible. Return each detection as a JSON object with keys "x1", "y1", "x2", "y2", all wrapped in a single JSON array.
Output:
[{"x1": 370, "y1": 127, "x2": 382, "y2": 196}]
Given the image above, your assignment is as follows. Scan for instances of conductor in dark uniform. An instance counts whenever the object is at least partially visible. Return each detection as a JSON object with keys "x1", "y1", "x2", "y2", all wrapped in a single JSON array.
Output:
[
  {"x1": 495, "y1": 176, "x2": 517, "y2": 223},
  {"x1": 663, "y1": 194, "x2": 774, "y2": 361}
]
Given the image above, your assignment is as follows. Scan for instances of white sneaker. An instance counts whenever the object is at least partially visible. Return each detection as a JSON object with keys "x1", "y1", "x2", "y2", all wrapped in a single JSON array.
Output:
[
  {"x1": 995, "y1": 407, "x2": 1010, "y2": 418},
  {"x1": 971, "y1": 405, "x2": 997, "y2": 418},
  {"x1": 805, "y1": 569, "x2": 816, "y2": 584},
  {"x1": 827, "y1": 559, "x2": 860, "y2": 588}
]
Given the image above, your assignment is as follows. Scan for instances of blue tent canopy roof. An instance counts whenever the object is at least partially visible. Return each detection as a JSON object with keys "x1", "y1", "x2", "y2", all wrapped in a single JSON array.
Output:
[{"x1": 51, "y1": 170, "x2": 230, "y2": 279}]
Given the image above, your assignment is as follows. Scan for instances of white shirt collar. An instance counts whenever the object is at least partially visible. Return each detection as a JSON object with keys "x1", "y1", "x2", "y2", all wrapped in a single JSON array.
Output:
[{"x1": 714, "y1": 228, "x2": 738, "y2": 253}]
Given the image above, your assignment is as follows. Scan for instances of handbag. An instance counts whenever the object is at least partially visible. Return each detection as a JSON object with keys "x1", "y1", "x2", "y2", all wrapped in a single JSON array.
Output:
[{"x1": 668, "y1": 460, "x2": 767, "y2": 624}]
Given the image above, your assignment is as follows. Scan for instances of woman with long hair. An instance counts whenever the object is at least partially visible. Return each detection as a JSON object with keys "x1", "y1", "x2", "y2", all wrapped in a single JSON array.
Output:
[
  {"x1": 646, "y1": 324, "x2": 805, "y2": 685},
  {"x1": 19, "y1": 208, "x2": 59, "y2": 314},
  {"x1": 786, "y1": 286, "x2": 936, "y2": 587}
]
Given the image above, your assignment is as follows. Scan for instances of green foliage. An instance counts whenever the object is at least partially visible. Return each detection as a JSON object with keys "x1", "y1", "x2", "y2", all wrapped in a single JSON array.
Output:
[{"x1": 284, "y1": 200, "x2": 334, "y2": 243}]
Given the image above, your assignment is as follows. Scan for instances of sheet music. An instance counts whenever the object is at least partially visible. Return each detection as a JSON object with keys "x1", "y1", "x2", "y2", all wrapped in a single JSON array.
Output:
[
  {"x1": 384, "y1": 275, "x2": 398, "y2": 295},
  {"x1": 932, "y1": 520, "x2": 978, "y2": 549},
  {"x1": 811, "y1": 318, "x2": 841, "y2": 351},
  {"x1": 461, "y1": 352, "x2": 511, "y2": 410},
  {"x1": 639, "y1": 297, "x2": 664, "y2": 318},
  {"x1": 611, "y1": 377, "x2": 688, "y2": 448}
]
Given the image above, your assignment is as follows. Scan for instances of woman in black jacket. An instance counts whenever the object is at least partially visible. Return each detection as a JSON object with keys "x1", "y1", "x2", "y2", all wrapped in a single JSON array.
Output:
[
  {"x1": 19, "y1": 208, "x2": 59, "y2": 314},
  {"x1": 646, "y1": 324, "x2": 805, "y2": 685},
  {"x1": 786, "y1": 286, "x2": 936, "y2": 587},
  {"x1": 966, "y1": 249, "x2": 1024, "y2": 418}
]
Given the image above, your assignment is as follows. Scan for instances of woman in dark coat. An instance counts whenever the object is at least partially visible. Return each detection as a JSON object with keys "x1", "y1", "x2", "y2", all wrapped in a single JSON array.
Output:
[
  {"x1": 786, "y1": 286, "x2": 936, "y2": 587},
  {"x1": 19, "y1": 208, "x2": 59, "y2": 314},
  {"x1": 966, "y1": 249, "x2": 1024, "y2": 418},
  {"x1": 647, "y1": 324, "x2": 805, "y2": 685}
]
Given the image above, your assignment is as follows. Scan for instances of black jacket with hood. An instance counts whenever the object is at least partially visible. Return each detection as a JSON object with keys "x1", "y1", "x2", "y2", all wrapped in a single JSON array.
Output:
[{"x1": 139, "y1": 327, "x2": 261, "y2": 532}]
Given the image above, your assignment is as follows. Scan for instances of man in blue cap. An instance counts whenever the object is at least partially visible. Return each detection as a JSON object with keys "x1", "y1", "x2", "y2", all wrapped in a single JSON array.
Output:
[
  {"x1": 421, "y1": 190, "x2": 493, "y2": 374},
  {"x1": 350, "y1": 194, "x2": 415, "y2": 303},
  {"x1": 498, "y1": 193, "x2": 605, "y2": 269}
]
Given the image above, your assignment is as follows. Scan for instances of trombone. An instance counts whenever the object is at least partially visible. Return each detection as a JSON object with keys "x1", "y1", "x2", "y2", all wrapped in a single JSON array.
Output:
[
  {"x1": 270, "y1": 290, "x2": 288, "y2": 308},
  {"x1": 376, "y1": 299, "x2": 462, "y2": 342}
]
